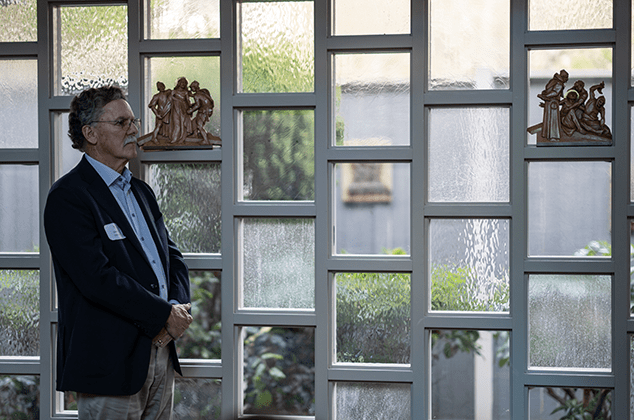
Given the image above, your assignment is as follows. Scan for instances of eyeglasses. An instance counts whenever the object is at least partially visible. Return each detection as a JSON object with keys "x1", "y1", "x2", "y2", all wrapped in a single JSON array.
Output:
[{"x1": 91, "y1": 118, "x2": 141, "y2": 131}]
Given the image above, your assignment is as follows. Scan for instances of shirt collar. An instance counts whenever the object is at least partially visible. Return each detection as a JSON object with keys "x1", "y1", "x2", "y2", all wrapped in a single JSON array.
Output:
[{"x1": 85, "y1": 154, "x2": 132, "y2": 187}]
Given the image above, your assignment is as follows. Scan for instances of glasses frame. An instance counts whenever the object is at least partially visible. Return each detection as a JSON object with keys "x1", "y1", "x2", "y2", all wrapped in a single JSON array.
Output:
[{"x1": 90, "y1": 118, "x2": 141, "y2": 130}]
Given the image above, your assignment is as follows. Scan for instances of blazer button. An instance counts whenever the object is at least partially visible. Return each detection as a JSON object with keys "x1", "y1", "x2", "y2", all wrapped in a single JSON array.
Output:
[{"x1": 150, "y1": 284, "x2": 157, "y2": 289}]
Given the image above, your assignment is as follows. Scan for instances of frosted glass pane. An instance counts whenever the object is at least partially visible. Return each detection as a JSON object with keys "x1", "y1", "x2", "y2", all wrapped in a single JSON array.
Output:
[
  {"x1": 528, "y1": 162, "x2": 611, "y2": 257},
  {"x1": 176, "y1": 271, "x2": 221, "y2": 360},
  {"x1": 430, "y1": 219, "x2": 509, "y2": 312},
  {"x1": 429, "y1": 0, "x2": 509, "y2": 90},
  {"x1": 53, "y1": 112, "x2": 83, "y2": 179},
  {"x1": 174, "y1": 378, "x2": 221, "y2": 419},
  {"x1": 528, "y1": 48, "x2": 612, "y2": 145},
  {"x1": 334, "y1": 163, "x2": 410, "y2": 255},
  {"x1": 56, "y1": 6, "x2": 128, "y2": 96},
  {"x1": 529, "y1": 275, "x2": 611, "y2": 370},
  {"x1": 631, "y1": 108, "x2": 634, "y2": 201},
  {"x1": 0, "y1": 0, "x2": 36, "y2": 42},
  {"x1": 335, "y1": 272, "x2": 410, "y2": 364},
  {"x1": 0, "y1": 270, "x2": 40, "y2": 356},
  {"x1": 332, "y1": 0, "x2": 410, "y2": 35},
  {"x1": 529, "y1": 387, "x2": 611, "y2": 419},
  {"x1": 147, "y1": 164, "x2": 221, "y2": 254},
  {"x1": 631, "y1": 336, "x2": 634, "y2": 417},
  {"x1": 239, "y1": 1, "x2": 314, "y2": 93},
  {"x1": 146, "y1": 0, "x2": 219, "y2": 39},
  {"x1": 333, "y1": 53, "x2": 410, "y2": 146},
  {"x1": 429, "y1": 107, "x2": 510, "y2": 202},
  {"x1": 529, "y1": 0, "x2": 612, "y2": 31},
  {"x1": 0, "y1": 165, "x2": 38, "y2": 253},
  {"x1": 241, "y1": 219, "x2": 314, "y2": 309},
  {"x1": 242, "y1": 110, "x2": 314, "y2": 200},
  {"x1": 243, "y1": 327, "x2": 314, "y2": 416},
  {"x1": 0, "y1": 375, "x2": 39, "y2": 417},
  {"x1": 336, "y1": 383, "x2": 410, "y2": 419},
  {"x1": 0, "y1": 60, "x2": 37, "y2": 148},
  {"x1": 145, "y1": 56, "x2": 220, "y2": 140},
  {"x1": 432, "y1": 330, "x2": 510, "y2": 420}
]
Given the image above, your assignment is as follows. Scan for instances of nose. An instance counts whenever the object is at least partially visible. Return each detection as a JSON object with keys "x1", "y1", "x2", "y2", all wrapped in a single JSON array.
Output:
[{"x1": 128, "y1": 119, "x2": 139, "y2": 135}]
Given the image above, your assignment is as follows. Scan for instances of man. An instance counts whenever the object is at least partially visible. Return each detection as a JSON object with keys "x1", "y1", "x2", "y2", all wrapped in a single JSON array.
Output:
[
  {"x1": 187, "y1": 80, "x2": 215, "y2": 144},
  {"x1": 537, "y1": 69, "x2": 569, "y2": 141},
  {"x1": 148, "y1": 81, "x2": 172, "y2": 143},
  {"x1": 44, "y1": 85, "x2": 192, "y2": 419}
]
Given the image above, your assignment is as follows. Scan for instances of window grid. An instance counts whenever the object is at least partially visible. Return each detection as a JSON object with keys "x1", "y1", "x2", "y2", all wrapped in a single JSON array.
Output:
[{"x1": 0, "y1": 0, "x2": 630, "y2": 418}]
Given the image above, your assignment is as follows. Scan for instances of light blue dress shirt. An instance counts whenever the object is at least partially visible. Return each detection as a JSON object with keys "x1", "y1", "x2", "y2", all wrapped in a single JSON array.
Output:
[{"x1": 85, "y1": 155, "x2": 170, "y2": 302}]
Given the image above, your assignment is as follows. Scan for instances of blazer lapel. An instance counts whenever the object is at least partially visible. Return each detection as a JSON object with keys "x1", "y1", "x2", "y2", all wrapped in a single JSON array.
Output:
[{"x1": 77, "y1": 157, "x2": 149, "y2": 264}]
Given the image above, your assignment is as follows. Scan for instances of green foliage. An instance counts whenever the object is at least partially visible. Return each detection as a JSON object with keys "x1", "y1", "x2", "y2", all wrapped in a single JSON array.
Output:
[
  {"x1": 336, "y1": 271, "x2": 410, "y2": 363},
  {"x1": 176, "y1": 271, "x2": 222, "y2": 360},
  {"x1": 243, "y1": 327, "x2": 315, "y2": 416},
  {"x1": 243, "y1": 110, "x2": 315, "y2": 201},
  {"x1": 0, "y1": 375, "x2": 39, "y2": 419},
  {"x1": 0, "y1": 270, "x2": 39, "y2": 356},
  {"x1": 241, "y1": 43, "x2": 313, "y2": 93},
  {"x1": 548, "y1": 388, "x2": 611, "y2": 420}
]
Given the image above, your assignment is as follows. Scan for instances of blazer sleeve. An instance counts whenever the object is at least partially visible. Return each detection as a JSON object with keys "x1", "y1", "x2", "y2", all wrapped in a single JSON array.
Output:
[{"x1": 44, "y1": 183, "x2": 172, "y2": 338}]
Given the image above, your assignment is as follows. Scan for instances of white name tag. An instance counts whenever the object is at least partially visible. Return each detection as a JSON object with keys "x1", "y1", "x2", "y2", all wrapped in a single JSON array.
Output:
[{"x1": 104, "y1": 223, "x2": 126, "y2": 240}]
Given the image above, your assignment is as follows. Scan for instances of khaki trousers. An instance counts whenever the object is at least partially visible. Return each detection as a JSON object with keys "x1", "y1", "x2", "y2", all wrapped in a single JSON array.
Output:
[{"x1": 77, "y1": 346, "x2": 174, "y2": 420}]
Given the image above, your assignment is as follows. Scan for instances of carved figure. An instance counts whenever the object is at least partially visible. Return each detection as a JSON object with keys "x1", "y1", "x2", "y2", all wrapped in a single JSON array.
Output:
[
  {"x1": 537, "y1": 69, "x2": 569, "y2": 141},
  {"x1": 527, "y1": 70, "x2": 612, "y2": 146},
  {"x1": 187, "y1": 80, "x2": 215, "y2": 144},
  {"x1": 169, "y1": 77, "x2": 194, "y2": 144},
  {"x1": 579, "y1": 82, "x2": 611, "y2": 138},
  {"x1": 147, "y1": 81, "x2": 172, "y2": 143},
  {"x1": 137, "y1": 77, "x2": 221, "y2": 149}
]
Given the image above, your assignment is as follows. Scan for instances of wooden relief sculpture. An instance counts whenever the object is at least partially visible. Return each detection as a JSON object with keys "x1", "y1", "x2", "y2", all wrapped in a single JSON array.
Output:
[
  {"x1": 527, "y1": 69, "x2": 612, "y2": 146},
  {"x1": 138, "y1": 77, "x2": 221, "y2": 150}
]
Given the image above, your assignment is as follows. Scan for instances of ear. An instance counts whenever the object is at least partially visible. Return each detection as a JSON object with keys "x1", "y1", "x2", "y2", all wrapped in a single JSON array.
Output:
[{"x1": 82, "y1": 125, "x2": 98, "y2": 145}]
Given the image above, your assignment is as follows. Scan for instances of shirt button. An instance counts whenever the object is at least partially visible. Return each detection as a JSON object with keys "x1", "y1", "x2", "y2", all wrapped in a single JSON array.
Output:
[{"x1": 141, "y1": 237, "x2": 145, "y2": 241}]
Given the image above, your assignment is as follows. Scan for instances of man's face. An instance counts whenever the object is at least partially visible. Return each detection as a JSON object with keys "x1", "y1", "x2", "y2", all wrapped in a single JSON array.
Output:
[{"x1": 88, "y1": 99, "x2": 138, "y2": 172}]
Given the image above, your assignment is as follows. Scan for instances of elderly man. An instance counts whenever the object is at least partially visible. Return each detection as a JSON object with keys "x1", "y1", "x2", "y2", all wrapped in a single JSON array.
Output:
[{"x1": 44, "y1": 85, "x2": 192, "y2": 419}]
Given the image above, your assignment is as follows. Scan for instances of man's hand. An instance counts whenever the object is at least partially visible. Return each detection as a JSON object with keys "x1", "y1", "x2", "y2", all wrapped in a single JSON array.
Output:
[{"x1": 165, "y1": 303, "x2": 193, "y2": 339}]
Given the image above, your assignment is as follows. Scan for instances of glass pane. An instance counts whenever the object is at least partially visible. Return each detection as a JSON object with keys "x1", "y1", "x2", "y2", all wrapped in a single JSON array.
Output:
[
  {"x1": 0, "y1": 165, "x2": 39, "y2": 253},
  {"x1": 147, "y1": 164, "x2": 221, "y2": 254},
  {"x1": 529, "y1": 387, "x2": 611, "y2": 419},
  {"x1": 239, "y1": 1, "x2": 314, "y2": 93},
  {"x1": 333, "y1": 53, "x2": 410, "y2": 146},
  {"x1": 332, "y1": 0, "x2": 409, "y2": 35},
  {"x1": 529, "y1": 0, "x2": 612, "y2": 31},
  {"x1": 174, "y1": 378, "x2": 222, "y2": 419},
  {"x1": 334, "y1": 163, "x2": 410, "y2": 255},
  {"x1": 146, "y1": 0, "x2": 220, "y2": 39},
  {"x1": 429, "y1": 0, "x2": 510, "y2": 90},
  {"x1": 0, "y1": 375, "x2": 39, "y2": 417},
  {"x1": 53, "y1": 112, "x2": 83, "y2": 179},
  {"x1": 528, "y1": 48, "x2": 612, "y2": 145},
  {"x1": 144, "y1": 56, "x2": 221, "y2": 141},
  {"x1": 0, "y1": 0, "x2": 36, "y2": 42},
  {"x1": 528, "y1": 274, "x2": 611, "y2": 370},
  {"x1": 430, "y1": 219, "x2": 510, "y2": 312},
  {"x1": 335, "y1": 382, "x2": 411, "y2": 419},
  {"x1": 176, "y1": 271, "x2": 221, "y2": 359},
  {"x1": 335, "y1": 272, "x2": 410, "y2": 364},
  {"x1": 429, "y1": 107, "x2": 510, "y2": 202},
  {"x1": 56, "y1": 5, "x2": 128, "y2": 96},
  {"x1": 632, "y1": 107, "x2": 634, "y2": 201},
  {"x1": 241, "y1": 218, "x2": 314, "y2": 309},
  {"x1": 243, "y1": 327, "x2": 315, "y2": 416},
  {"x1": 0, "y1": 60, "x2": 37, "y2": 148},
  {"x1": 432, "y1": 330, "x2": 510, "y2": 420},
  {"x1": 528, "y1": 162, "x2": 611, "y2": 257},
  {"x1": 242, "y1": 110, "x2": 314, "y2": 200},
  {"x1": 0, "y1": 270, "x2": 40, "y2": 356}
]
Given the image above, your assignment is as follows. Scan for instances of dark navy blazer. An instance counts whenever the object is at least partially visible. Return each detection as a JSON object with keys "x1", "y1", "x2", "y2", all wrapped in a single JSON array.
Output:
[{"x1": 44, "y1": 156, "x2": 190, "y2": 395}]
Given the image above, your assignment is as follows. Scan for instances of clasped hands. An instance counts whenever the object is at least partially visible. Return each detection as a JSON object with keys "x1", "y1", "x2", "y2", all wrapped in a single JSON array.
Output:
[{"x1": 152, "y1": 303, "x2": 193, "y2": 348}]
